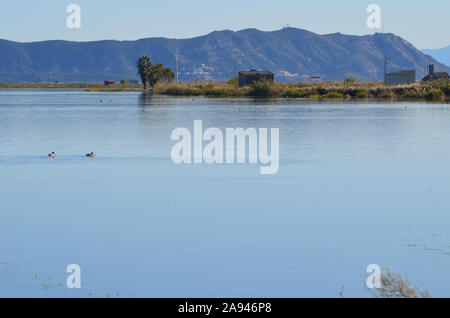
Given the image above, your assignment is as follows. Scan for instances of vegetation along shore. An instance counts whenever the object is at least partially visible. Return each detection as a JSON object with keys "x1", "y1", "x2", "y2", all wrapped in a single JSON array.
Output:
[
  {"x1": 1, "y1": 79, "x2": 449, "y2": 101},
  {"x1": 152, "y1": 79, "x2": 450, "y2": 101}
]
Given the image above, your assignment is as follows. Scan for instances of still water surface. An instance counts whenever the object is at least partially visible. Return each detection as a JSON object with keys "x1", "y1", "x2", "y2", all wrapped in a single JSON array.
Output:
[{"x1": 1, "y1": 91, "x2": 450, "y2": 297}]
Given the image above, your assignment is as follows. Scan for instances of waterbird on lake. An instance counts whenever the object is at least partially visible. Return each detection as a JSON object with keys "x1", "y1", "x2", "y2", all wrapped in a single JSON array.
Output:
[
  {"x1": 86, "y1": 152, "x2": 95, "y2": 158},
  {"x1": 48, "y1": 152, "x2": 55, "y2": 158}
]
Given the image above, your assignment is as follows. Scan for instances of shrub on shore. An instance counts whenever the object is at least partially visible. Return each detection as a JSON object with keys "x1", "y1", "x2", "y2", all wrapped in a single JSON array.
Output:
[
  {"x1": 281, "y1": 88, "x2": 318, "y2": 98},
  {"x1": 425, "y1": 90, "x2": 444, "y2": 100},
  {"x1": 371, "y1": 88, "x2": 393, "y2": 98},
  {"x1": 246, "y1": 80, "x2": 277, "y2": 97},
  {"x1": 325, "y1": 91, "x2": 344, "y2": 99},
  {"x1": 355, "y1": 90, "x2": 369, "y2": 99}
]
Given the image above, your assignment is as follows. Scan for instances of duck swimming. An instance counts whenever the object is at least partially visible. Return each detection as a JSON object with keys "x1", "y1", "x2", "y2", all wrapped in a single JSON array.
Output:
[
  {"x1": 86, "y1": 152, "x2": 95, "y2": 158},
  {"x1": 48, "y1": 152, "x2": 56, "y2": 158}
]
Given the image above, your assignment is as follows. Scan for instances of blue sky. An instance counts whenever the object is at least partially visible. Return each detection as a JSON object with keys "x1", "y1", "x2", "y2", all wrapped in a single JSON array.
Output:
[{"x1": 1, "y1": 0, "x2": 449, "y2": 49}]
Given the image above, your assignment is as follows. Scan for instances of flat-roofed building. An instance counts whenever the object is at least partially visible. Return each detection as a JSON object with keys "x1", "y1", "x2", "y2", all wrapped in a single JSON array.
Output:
[
  {"x1": 238, "y1": 70, "x2": 274, "y2": 87},
  {"x1": 385, "y1": 70, "x2": 416, "y2": 85}
]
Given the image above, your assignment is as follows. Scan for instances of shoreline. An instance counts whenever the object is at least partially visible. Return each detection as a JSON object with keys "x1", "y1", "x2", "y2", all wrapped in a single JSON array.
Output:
[{"x1": 1, "y1": 80, "x2": 449, "y2": 102}]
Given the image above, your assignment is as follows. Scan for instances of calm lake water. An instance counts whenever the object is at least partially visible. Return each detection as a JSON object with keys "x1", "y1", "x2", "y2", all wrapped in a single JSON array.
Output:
[{"x1": 1, "y1": 90, "x2": 450, "y2": 297}]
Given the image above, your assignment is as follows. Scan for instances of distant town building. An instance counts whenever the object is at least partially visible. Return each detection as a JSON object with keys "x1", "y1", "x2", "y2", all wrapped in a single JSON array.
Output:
[
  {"x1": 104, "y1": 80, "x2": 117, "y2": 86},
  {"x1": 384, "y1": 70, "x2": 416, "y2": 85},
  {"x1": 129, "y1": 80, "x2": 139, "y2": 84},
  {"x1": 421, "y1": 64, "x2": 449, "y2": 81},
  {"x1": 238, "y1": 70, "x2": 274, "y2": 87}
]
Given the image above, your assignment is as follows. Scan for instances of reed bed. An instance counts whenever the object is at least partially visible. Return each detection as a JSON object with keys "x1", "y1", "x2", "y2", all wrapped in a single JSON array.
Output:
[
  {"x1": 1, "y1": 80, "x2": 448, "y2": 101},
  {"x1": 153, "y1": 80, "x2": 450, "y2": 101}
]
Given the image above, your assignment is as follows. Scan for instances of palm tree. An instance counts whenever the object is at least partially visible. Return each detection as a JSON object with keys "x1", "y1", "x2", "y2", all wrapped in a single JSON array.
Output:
[
  {"x1": 151, "y1": 63, "x2": 175, "y2": 83},
  {"x1": 161, "y1": 67, "x2": 175, "y2": 83},
  {"x1": 149, "y1": 63, "x2": 164, "y2": 87},
  {"x1": 137, "y1": 56, "x2": 152, "y2": 90}
]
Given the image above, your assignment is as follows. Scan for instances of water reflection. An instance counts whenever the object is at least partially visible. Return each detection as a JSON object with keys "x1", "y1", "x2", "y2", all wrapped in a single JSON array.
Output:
[{"x1": 139, "y1": 92, "x2": 153, "y2": 107}]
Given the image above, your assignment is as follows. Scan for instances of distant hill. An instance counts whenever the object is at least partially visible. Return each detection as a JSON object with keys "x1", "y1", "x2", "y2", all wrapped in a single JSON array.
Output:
[
  {"x1": 0, "y1": 28, "x2": 448, "y2": 82},
  {"x1": 422, "y1": 46, "x2": 450, "y2": 67}
]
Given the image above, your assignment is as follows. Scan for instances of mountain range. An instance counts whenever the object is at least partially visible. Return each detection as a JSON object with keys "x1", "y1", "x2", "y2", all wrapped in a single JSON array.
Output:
[
  {"x1": 0, "y1": 28, "x2": 448, "y2": 83},
  {"x1": 422, "y1": 46, "x2": 450, "y2": 68}
]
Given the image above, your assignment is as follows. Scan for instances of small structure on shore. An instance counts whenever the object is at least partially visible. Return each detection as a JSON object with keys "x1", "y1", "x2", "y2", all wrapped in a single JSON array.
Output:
[
  {"x1": 422, "y1": 64, "x2": 449, "y2": 81},
  {"x1": 238, "y1": 70, "x2": 274, "y2": 87},
  {"x1": 385, "y1": 70, "x2": 416, "y2": 85},
  {"x1": 104, "y1": 80, "x2": 117, "y2": 86}
]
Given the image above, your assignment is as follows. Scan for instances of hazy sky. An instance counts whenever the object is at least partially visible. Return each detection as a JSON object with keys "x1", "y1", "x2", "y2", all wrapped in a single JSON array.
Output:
[{"x1": 1, "y1": 0, "x2": 449, "y2": 49}]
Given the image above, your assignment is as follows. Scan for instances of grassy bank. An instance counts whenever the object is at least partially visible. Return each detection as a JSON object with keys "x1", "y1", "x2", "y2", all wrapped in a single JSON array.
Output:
[
  {"x1": 153, "y1": 80, "x2": 450, "y2": 101},
  {"x1": 1, "y1": 80, "x2": 449, "y2": 101}
]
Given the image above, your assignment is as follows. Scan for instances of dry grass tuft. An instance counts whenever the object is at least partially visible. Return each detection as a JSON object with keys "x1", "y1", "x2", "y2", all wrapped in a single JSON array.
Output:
[{"x1": 367, "y1": 268, "x2": 431, "y2": 298}]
